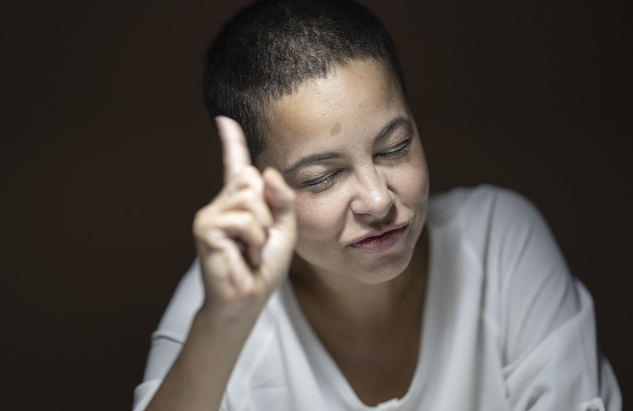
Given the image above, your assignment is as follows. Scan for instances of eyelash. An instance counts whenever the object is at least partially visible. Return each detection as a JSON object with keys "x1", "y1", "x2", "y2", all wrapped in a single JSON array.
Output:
[
  {"x1": 306, "y1": 171, "x2": 340, "y2": 191},
  {"x1": 377, "y1": 139, "x2": 411, "y2": 159},
  {"x1": 305, "y1": 139, "x2": 412, "y2": 191}
]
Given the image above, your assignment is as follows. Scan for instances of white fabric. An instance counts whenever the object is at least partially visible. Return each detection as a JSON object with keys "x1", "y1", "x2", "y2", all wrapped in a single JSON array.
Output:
[{"x1": 133, "y1": 185, "x2": 622, "y2": 411}]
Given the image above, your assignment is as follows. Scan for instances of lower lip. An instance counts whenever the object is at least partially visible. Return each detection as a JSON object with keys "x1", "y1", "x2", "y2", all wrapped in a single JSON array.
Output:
[{"x1": 349, "y1": 225, "x2": 408, "y2": 254}]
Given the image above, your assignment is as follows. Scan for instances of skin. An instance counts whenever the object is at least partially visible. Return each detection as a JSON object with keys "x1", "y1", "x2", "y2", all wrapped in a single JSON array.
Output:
[
  {"x1": 147, "y1": 118, "x2": 297, "y2": 411},
  {"x1": 258, "y1": 58, "x2": 430, "y2": 405},
  {"x1": 147, "y1": 58, "x2": 430, "y2": 410},
  {"x1": 257, "y1": 57, "x2": 429, "y2": 311}
]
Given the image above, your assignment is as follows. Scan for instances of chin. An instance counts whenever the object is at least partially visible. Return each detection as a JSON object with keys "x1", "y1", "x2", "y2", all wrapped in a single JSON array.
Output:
[
  {"x1": 296, "y1": 219, "x2": 423, "y2": 285},
  {"x1": 348, "y1": 248, "x2": 415, "y2": 284},
  {"x1": 350, "y1": 271, "x2": 402, "y2": 285}
]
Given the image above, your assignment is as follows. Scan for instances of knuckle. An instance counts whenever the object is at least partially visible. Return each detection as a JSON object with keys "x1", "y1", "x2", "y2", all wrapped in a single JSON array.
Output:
[
  {"x1": 243, "y1": 166, "x2": 264, "y2": 186},
  {"x1": 192, "y1": 209, "x2": 207, "y2": 230},
  {"x1": 229, "y1": 166, "x2": 263, "y2": 192},
  {"x1": 254, "y1": 229, "x2": 267, "y2": 245},
  {"x1": 287, "y1": 188, "x2": 297, "y2": 202},
  {"x1": 193, "y1": 204, "x2": 217, "y2": 226},
  {"x1": 261, "y1": 212, "x2": 274, "y2": 228},
  {"x1": 242, "y1": 215, "x2": 266, "y2": 241},
  {"x1": 233, "y1": 211, "x2": 258, "y2": 232},
  {"x1": 193, "y1": 222, "x2": 219, "y2": 245},
  {"x1": 201, "y1": 230, "x2": 225, "y2": 250},
  {"x1": 243, "y1": 164, "x2": 260, "y2": 176},
  {"x1": 241, "y1": 187, "x2": 259, "y2": 203},
  {"x1": 192, "y1": 217, "x2": 211, "y2": 238}
]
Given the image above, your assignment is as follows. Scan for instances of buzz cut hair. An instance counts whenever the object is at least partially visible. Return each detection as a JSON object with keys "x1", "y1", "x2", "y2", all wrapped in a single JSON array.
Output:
[{"x1": 202, "y1": 0, "x2": 405, "y2": 161}]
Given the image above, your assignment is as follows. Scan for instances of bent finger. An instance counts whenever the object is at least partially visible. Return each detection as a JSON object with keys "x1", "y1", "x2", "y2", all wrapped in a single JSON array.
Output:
[
  {"x1": 215, "y1": 187, "x2": 274, "y2": 229},
  {"x1": 209, "y1": 211, "x2": 267, "y2": 249}
]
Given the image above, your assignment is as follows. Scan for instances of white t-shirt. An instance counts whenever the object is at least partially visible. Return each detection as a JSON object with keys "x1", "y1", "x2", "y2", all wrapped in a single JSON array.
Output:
[{"x1": 133, "y1": 185, "x2": 622, "y2": 411}]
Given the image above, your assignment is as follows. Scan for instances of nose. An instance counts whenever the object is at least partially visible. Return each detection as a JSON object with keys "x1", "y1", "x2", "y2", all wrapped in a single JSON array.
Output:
[{"x1": 350, "y1": 167, "x2": 394, "y2": 218}]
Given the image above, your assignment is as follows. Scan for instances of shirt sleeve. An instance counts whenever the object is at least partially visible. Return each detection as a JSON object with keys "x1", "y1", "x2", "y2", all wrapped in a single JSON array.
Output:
[
  {"x1": 487, "y1": 188, "x2": 621, "y2": 411},
  {"x1": 132, "y1": 259, "x2": 231, "y2": 411}
]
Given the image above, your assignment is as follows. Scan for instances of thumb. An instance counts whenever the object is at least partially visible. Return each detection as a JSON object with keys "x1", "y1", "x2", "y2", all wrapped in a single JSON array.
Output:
[{"x1": 263, "y1": 167, "x2": 296, "y2": 231}]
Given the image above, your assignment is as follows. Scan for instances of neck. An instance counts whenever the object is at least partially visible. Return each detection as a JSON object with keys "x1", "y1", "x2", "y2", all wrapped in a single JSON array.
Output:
[{"x1": 290, "y1": 227, "x2": 429, "y2": 327}]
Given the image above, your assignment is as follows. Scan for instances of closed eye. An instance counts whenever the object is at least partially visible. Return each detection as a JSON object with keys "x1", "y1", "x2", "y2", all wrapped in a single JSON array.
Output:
[
  {"x1": 377, "y1": 139, "x2": 411, "y2": 159},
  {"x1": 305, "y1": 170, "x2": 341, "y2": 191}
]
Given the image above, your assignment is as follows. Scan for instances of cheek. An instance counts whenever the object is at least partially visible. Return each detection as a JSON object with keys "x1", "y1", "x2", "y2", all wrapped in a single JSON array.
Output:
[
  {"x1": 294, "y1": 193, "x2": 347, "y2": 244},
  {"x1": 393, "y1": 145, "x2": 429, "y2": 203}
]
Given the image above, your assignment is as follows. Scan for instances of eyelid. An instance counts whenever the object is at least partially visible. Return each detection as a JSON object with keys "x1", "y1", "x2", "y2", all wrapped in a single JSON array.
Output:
[
  {"x1": 301, "y1": 136, "x2": 413, "y2": 192},
  {"x1": 304, "y1": 170, "x2": 341, "y2": 191},
  {"x1": 377, "y1": 138, "x2": 412, "y2": 158}
]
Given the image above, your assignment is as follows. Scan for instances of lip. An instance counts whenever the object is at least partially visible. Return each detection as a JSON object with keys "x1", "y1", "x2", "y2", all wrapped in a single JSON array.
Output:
[{"x1": 347, "y1": 223, "x2": 409, "y2": 254}]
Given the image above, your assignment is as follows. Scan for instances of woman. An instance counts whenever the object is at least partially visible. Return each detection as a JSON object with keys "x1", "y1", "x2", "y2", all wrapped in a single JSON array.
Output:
[{"x1": 133, "y1": 1, "x2": 621, "y2": 410}]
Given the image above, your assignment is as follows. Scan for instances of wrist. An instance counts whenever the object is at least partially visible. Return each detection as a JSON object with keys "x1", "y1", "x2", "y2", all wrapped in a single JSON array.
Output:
[{"x1": 197, "y1": 293, "x2": 265, "y2": 329}]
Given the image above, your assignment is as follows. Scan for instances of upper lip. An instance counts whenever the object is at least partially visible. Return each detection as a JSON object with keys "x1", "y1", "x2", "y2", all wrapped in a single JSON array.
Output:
[{"x1": 346, "y1": 222, "x2": 409, "y2": 246}]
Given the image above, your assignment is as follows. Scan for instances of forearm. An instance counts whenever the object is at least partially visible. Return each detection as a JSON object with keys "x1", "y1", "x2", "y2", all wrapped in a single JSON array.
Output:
[
  {"x1": 144, "y1": 117, "x2": 296, "y2": 411},
  {"x1": 145, "y1": 301, "x2": 262, "y2": 411}
]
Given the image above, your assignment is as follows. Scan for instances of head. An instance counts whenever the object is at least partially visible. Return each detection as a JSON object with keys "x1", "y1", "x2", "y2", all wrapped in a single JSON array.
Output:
[
  {"x1": 203, "y1": 0, "x2": 429, "y2": 284},
  {"x1": 202, "y1": 0, "x2": 405, "y2": 162}
]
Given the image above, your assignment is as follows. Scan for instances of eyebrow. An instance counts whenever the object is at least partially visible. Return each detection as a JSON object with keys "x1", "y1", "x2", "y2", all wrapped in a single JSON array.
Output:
[{"x1": 282, "y1": 116, "x2": 411, "y2": 174}]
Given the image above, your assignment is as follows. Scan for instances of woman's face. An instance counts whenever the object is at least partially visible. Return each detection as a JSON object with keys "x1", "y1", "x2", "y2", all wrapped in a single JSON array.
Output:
[{"x1": 257, "y1": 59, "x2": 429, "y2": 284}]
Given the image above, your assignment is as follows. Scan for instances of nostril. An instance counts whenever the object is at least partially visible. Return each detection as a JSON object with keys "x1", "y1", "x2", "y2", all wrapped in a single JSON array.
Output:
[{"x1": 351, "y1": 190, "x2": 394, "y2": 218}]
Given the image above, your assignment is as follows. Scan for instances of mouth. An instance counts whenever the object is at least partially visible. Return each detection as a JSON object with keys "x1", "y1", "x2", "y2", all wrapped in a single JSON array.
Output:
[{"x1": 347, "y1": 223, "x2": 409, "y2": 254}]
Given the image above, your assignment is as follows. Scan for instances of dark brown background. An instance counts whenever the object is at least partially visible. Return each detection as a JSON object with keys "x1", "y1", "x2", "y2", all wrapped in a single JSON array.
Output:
[{"x1": 1, "y1": 0, "x2": 630, "y2": 409}]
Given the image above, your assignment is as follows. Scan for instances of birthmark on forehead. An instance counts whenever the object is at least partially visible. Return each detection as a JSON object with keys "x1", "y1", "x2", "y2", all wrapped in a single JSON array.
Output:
[{"x1": 330, "y1": 121, "x2": 341, "y2": 136}]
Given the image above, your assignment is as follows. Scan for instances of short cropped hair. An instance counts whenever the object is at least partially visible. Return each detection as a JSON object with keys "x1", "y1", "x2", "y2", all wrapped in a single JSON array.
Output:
[{"x1": 202, "y1": 0, "x2": 405, "y2": 161}]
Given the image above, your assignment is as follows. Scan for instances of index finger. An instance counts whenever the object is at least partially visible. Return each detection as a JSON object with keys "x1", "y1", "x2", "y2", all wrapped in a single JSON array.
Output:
[{"x1": 215, "y1": 116, "x2": 252, "y2": 183}]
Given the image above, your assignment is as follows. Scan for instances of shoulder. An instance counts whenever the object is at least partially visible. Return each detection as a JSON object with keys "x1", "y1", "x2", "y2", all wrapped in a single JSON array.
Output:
[
  {"x1": 429, "y1": 184, "x2": 539, "y2": 223},
  {"x1": 426, "y1": 184, "x2": 568, "y2": 308},
  {"x1": 427, "y1": 184, "x2": 546, "y2": 248},
  {"x1": 153, "y1": 258, "x2": 205, "y2": 342}
]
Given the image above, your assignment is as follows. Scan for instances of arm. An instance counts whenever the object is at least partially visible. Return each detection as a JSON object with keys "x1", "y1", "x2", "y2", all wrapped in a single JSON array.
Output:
[
  {"x1": 144, "y1": 299, "x2": 261, "y2": 411},
  {"x1": 141, "y1": 117, "x2": 296, "y2": 411}
]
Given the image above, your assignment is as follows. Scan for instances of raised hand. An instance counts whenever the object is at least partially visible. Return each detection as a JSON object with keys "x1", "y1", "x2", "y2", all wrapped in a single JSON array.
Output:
[{"x1": 193, "y1": 116, "x2": 297, "y2": 309}]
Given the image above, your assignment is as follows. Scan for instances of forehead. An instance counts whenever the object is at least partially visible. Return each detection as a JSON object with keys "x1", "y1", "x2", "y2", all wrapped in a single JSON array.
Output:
[{"x1": 257, "y1": 59, "x2": 408, "y2": 168}]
